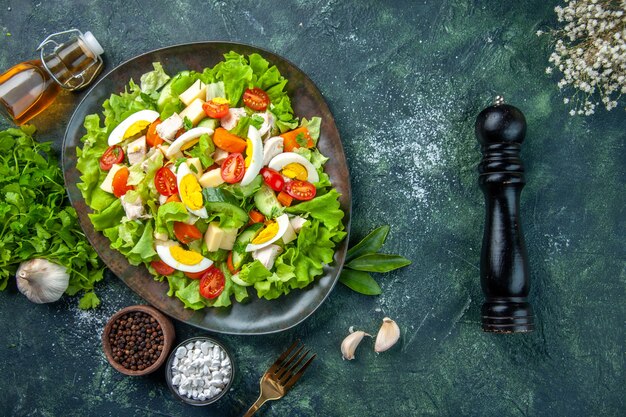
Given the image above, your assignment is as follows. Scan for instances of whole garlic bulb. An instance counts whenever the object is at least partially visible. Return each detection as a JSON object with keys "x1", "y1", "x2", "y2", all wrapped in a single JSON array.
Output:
[{"x1": 16, "y1": 259, "x2": 69, "y2": 304}]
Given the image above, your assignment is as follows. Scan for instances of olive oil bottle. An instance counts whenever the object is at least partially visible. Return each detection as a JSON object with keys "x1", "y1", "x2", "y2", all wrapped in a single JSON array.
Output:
[{"x1": 0, "y1": 29, "x2": 104, "y2": 125}]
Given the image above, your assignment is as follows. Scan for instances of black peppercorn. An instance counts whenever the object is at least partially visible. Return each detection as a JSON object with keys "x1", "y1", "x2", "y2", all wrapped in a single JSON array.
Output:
[{"x1": 108, "y1": 311, "x2": 164, "y2": 371}]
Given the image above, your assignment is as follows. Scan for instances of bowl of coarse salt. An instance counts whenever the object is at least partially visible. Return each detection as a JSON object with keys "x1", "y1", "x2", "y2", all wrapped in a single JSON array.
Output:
[{"x1": 165, "y1": 336, "x2": 234, "y2": 405}]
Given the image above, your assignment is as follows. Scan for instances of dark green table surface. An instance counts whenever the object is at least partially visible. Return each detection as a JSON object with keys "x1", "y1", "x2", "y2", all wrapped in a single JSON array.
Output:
[{"x1": 0, "y1": 1, "x2": 624, "y2": 416}]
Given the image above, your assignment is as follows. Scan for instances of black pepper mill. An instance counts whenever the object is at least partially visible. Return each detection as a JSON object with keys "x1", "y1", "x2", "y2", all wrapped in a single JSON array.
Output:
[{"x1": 475, "y1": 96, "x2": 533, "y2": 333}]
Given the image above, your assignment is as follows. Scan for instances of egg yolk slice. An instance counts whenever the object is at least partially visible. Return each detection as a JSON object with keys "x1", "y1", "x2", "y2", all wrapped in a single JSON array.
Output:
[
  {"x1": 179, "y1": 174, "x2": 203, "y2": 210},
  {"x1": 282, "y1": 163, "x2": 308, "y2": 181},
  {"x1": 251, "y1": 221, "x2": 279, "y2": 244},
  {"x1": 169, "y1": 245, "x2": 204, "y2": 265},
  {"x1": 123, "y1": 120, "x2": 151, "y2": 140},
  {"x1": 244, "y1": 138, "x2": 253, "y2": 168},
  {"x1": 181, "y1": 138, "x2": 200, "y2": 151}
]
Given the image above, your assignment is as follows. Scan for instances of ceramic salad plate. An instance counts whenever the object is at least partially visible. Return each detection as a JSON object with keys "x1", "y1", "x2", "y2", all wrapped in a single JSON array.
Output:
[{"x1": 62, "y1": 42, "x2": 351, "y2": 334}]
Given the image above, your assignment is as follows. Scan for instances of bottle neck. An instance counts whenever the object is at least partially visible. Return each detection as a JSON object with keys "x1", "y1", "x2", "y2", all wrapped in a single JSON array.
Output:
[{"x1": 42, "y1": 39, "x2": 99, "y2": 90}]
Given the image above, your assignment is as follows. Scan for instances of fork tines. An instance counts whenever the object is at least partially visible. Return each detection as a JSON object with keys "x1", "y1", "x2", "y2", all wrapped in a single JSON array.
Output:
[{"x1": 271, "y1": 340, "x2": 316, "y2": 389}]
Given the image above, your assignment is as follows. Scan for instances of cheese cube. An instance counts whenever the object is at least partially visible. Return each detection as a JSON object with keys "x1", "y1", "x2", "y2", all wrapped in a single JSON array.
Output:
[
  {"x1": 186, "y1": 157, "x2": 204, "y2": 179},
  {"x1": 198, "y1": 168, "x2": 224, "y2": 188},
  {"x1": 205, "y1": 222, "x2": 225, "y2": 252},
  {"x1": 179, "y1": 80, "x2": 207, "y2": 106},
  {"x1": 99, "y1": 164, "x2": 124, "y2": 194},
  {"x1": 218, "y1": 228, "x2": 239, "y2": 250},
  {"x1": 158, "y1": 144, "x2": 182, "y2": 161},
  {"x1": 179, "y1": 98, "x2": 207, "y2": 126}
]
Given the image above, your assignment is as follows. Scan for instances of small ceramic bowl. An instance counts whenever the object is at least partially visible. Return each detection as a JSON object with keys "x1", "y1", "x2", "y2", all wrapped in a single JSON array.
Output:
[
  {"x1": 102, "y1": 305, "x2": 175, "y2": 376},
  {"x1": 165, "y1": 336, "x2": 235, "y2": 406}
]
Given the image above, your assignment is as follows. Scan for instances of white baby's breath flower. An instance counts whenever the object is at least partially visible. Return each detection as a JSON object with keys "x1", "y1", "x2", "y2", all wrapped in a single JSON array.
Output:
[{"x1": 543, "y1": 0, "x2": 626, "y2": 115}]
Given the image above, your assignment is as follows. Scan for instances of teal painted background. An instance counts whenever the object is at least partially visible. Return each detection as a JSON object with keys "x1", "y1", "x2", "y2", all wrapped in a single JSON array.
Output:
[{"x1": 0, "y1": 1, "x2": 624, "y2": 416}]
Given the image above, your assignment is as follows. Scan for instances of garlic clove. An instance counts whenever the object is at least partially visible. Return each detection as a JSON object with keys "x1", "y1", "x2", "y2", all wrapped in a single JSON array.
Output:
[
  {"x1": 16, "y1": 259, "x2": 69, "y2": 304},
  {"x1": 341, "y1": 330, "x2": 370, "y2": 360},
  {"x1": 374, "y1": 317, "x2": 400, "y2": 353}
]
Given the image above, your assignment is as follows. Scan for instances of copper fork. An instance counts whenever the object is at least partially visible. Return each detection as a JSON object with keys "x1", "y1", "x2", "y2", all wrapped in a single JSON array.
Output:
[{"x1": 242, "y1": 340, "x2": 316, "y2": 417}]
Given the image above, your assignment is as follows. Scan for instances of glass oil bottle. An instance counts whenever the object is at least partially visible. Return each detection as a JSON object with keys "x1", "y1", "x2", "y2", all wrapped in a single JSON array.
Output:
[{"x1": 0, "y1": 29, "x2": 104, "y2": 125}]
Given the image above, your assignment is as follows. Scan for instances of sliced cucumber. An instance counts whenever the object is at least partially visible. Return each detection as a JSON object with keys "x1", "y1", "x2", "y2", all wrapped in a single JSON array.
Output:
[
  {"x1": 203, "y1": 188, "x2": 248, "y2": 226},
  {"x1": 197, "y1": 118, "x2": 218, "y2": 130},
  {"x1": 231, "y1": 273, "x2": 253, "y2": 287},
  {"x1": 157, "y1": 70, "x2": 190, "y2": 108},
  {"x1": 254, "y1": 184, "x2": 283, "y2": 219},
  {"x1": 231, "y1": 223, "x2": 263, "y2": 270}
]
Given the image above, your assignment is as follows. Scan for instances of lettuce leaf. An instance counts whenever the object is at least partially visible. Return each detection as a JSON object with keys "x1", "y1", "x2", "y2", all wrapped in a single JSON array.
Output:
[
  {"x1": 286, "y1": 189, "x2": 345, "y2": 231},
  {"x1": 155, "y1": 202, "x2": 190, "y2": 237},
  {"x1": 140, "y1": 62, "x2": 171, "y2": 94}
]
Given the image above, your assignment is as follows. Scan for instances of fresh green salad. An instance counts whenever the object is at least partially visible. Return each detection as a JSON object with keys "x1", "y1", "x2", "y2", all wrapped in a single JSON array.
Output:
[{"x1": 76, "y1": 52, "x2": 346, "y2": 309}]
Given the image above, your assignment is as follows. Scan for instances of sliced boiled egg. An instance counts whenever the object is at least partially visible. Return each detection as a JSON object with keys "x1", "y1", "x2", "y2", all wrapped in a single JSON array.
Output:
[
  {"x1": 108, "y1": 110, "x2": 160, "y2": 146},
  {"x1": 165, "y1": 127, "x2": 213, "y2": 159},
  {"x1": 176, "y1": 162, "x2": 208, "y2": 218},
  {"x1": 156, "y1": 241, "x2": 213, "y2": 273},
  {"x1": 241, "y1": 125, "x2": 264, "y2": 186},
  {"x1": 245, "y1": 214, "x2": 290, "y2": 252},
  {"x1": 268, "y1": 152, "x2": 319, "y2": 184}
]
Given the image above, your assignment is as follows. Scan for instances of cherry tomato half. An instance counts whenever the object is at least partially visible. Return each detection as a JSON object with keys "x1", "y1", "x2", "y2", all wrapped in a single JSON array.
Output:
[
  {"x1": 146, "y1": 119, "x2": 164, "y2": 147},
  {"x1": 199, "y1": 266, "x2": 225, "y2": 299},
  {"x1": 155, "y1": 167, "x2": 178, "y2": 196},
  {"x1": 112, "y1": 167, "x2": 134, "y2": 198},
  {"x1": 151, "y1": 259, "x2": 175, "y2": 276},
  {"x1": 221, "y1": 153, "x2": 245, "y2": 184},
  {"x1": 260, "y1": 167, "x2": 285, "y2": 192},
  {"x1": 173, "y1": 222, "x2": 203, "y2": 244},
  {"x1": 242, "y1": 87, "x2": 270, "y2": 111},
  {"x1": 283, "y1": 180, "x2": 316, "y2": 201},
  {"x1": 203, "y1": 98, "x2": 230, "y2": 119},
  {"x1": 99, "y1": 145, "x2": 124, "y2": 171}
]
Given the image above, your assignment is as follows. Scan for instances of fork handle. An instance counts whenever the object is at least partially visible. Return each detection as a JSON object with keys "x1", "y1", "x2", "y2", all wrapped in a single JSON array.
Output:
[{"x1": 242, "y1": 396, "x2": 267, "y2": 417}]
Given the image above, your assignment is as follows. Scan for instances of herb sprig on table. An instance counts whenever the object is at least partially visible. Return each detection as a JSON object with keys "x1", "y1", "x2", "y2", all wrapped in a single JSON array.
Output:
[
  {"x1": 339, "y1": 226, "x2": 411, "y2": 295},
  {"x1": 0, "y1": 126, "x2": 104, "y2": 308}
]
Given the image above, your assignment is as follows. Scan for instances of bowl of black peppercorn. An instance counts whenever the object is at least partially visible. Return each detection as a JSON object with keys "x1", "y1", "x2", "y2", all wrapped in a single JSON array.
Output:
[{"x1": 102, "y1": 305, "x2": 175, "y2": 376}]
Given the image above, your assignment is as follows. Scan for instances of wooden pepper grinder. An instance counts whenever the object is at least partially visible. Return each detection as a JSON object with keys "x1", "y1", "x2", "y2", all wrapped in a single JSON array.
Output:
[{"x1": 475, "y1": 96, "x2": 533, "y2": 333}]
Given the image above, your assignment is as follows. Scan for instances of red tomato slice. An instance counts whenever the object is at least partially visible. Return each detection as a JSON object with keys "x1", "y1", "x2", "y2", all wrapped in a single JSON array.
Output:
[
  {"x1": 146, "y1": 119, "x2": 163, "y2": 147},
  {"x1": 260, "y1": 167, "x2": 285, "y2": 192},
  {"x1": 151, "y1": 259, "x2": 175, "y2": 276},
  {"x1": 242, "y1": 87, "x2": 270, "y2": 111},
  {"x1": 155, "y1": 167, "x2": 178, "y2": 196},
  {"x1": 199, "y1": 266, "x2": 225, "y2": 299},
  {"x1": 184, "y1": 268, "x2": 211, "y2": 280},
  {"x1": 221, "y1": 153, "x2": 245, "y2": 184},
  {"x1": 99, "y1": 145, "x2": 124, "y2": 171},
  {"x1": 283, "y1": 180, "x2": 316, "y2": 201},
  {"x1": 112, "y1": 167, "x2": 133, "y2": 198},
  {"x1": 203, "y1": 99, "x2": 230, "y2": 119},
  {"x1": 173, "y1": 222, "x2": 203, "y2": 244}
]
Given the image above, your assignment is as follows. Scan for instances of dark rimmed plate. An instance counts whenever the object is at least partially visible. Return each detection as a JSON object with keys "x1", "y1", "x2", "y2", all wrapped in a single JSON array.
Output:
[{"x1": 62, "y1": 42, "x2": 351, "y2": 335}]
